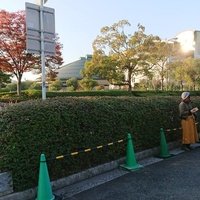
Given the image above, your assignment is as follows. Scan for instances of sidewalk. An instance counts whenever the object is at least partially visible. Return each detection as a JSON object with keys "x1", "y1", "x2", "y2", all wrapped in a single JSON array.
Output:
[
  {"x1": 2, "y1": 142, "x2": 199, "y2": 200},
  {"x1": 56, "y1": 143, "x2": 200, "y2": 200}
]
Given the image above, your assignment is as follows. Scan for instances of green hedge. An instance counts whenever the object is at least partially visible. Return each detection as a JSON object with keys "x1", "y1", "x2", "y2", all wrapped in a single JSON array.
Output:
[
  {"x1": 0, "y1": 90, "x2": 135, "y2": 103},
  {"x1": 1, "y1": 96, "x2": 200, "y2": 191},
  {"x1": 0, "y1": 90, "x2": 196, "y2": 103}
]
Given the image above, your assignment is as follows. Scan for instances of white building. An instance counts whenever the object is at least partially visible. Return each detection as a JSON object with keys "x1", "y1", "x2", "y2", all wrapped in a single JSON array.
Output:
[{"x1": 176, "y1": 30, "x2": 200, "y2": 58}]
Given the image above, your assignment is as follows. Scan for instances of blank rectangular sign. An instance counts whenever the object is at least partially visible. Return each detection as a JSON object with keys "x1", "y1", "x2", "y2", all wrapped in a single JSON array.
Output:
[{"x1": 25, "y1": 2, "x2": 55, "y2": 55}]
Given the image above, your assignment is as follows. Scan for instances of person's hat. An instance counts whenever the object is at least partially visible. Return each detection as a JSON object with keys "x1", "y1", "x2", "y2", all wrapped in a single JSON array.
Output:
[{"x1": 181, "y1": 92, "x2": 190, "y2": 100}]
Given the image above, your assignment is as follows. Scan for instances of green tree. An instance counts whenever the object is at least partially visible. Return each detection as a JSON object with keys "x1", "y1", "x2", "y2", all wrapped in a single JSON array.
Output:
[
  {"x1": 48, "y1": 80, "x2": 62, "y2": 91},
  {"x1": 0, "y1": 70, "x2": 11, "y2": 88},
  {"x1": 147, "y1": 39, "x2": 181, "y2": 91},
  {"x1": 5, "y1": 82, "x2": 17, "y2": 91},
  {"x1": 66, "y1": 77, "x2": 78, "y2": 91},
  {"x1": 183, "y1": 58, "x2": 200, "y2": 90},
  {"x1": 21, "y1": 80, "x2": 33, "y2": 90},
  {"x1": 170, "y1": 60, "x2": 187, "y2": 91},
  {"x1": 82, "y1": 54, "x2": 125, "y2": 85},
  {"x1": 29, "y1": 82, "x2": 41, "y2": 90},
  {"x1": 83, "y1": 20, "x2": 159, "y2": 91},
  {"x1": 149, "y1": 41, "x2": 170, "y2": 91},
  {"x1": 79, "y1": 78, "x2": 98, "y2": 91}
]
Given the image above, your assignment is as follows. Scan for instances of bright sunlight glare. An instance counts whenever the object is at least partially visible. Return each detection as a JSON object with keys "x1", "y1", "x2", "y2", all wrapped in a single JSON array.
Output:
[{"x1": 177, "y1": 30, "x2": 195, "y2": 52}]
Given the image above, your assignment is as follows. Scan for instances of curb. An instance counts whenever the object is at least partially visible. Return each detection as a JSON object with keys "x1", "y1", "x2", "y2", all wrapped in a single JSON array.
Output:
[{"x1": 0, "y1": 141, "x2": 180, "y2": 200}]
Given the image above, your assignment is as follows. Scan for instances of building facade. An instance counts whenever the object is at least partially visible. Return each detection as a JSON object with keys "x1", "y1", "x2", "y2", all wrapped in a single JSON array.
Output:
[
  {"x1": 57, "y1": 55, "x2": 109, "y2": 88},
  {"x1": 176, "y1": 30, "x2": 200, "y2": 58}
]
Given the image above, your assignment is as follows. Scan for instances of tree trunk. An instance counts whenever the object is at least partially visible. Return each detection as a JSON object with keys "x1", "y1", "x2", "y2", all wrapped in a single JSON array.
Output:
[
  {"x1": 161, "y1": 77, "x2": 164, "y2": 91},
  {"x1": 17, "y1": 74, "x2": 22, "y2": 96},
  {"x1": 180, "y1": 81, "x2": 184, "y2": 91},
  {"x1": 193, "y1": 84, "x2": 196, "y2": 91},
  {"x1": 128, "y1": 70, "x2": 132, "y2": 92}
]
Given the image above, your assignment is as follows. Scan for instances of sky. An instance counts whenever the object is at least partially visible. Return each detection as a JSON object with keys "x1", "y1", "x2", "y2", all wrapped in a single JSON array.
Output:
[{"x1": 1, "y1": 0, "x2": 200, "y2": 66}]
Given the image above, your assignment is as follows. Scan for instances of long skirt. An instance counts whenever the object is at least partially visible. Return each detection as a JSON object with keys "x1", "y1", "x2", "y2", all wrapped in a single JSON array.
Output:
[{"x1": 181, "y1": 115, "x2": 199, "y2": 144}]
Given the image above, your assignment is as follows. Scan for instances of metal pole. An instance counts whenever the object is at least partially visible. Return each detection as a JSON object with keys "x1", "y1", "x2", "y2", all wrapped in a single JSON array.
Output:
[{"x1": 40, "y1": 0, "x2": 46, "y2": 100}]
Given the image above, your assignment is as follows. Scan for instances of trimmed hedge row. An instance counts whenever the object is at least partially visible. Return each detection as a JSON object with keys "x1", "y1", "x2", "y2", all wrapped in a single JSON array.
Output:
[
  {"x1": 1, "y1": 96, "x2": 199, "y2": 191},
  {"x1": 2, "y1": 90, "x2": 200, "y2": 103},
  {"x1": 0, "y1": 90, "x2": 133, "y2": 102}
]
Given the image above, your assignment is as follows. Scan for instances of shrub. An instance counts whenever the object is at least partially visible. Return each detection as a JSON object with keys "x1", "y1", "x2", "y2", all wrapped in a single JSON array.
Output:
[
  {"x1": 5, "y1": 83, "x2": 17, "y2": 91},
  {"x1": 24, "y1": 89, "x2": 41, "y2": 98},
  {"x1": 0, "y1": 88, "x2": 10, "y2": 93},
  {"x1": 29, "y1": 82, "x2": 41, "y2": 90},
  {"x1": 79, "y1": 78, "x2": 98, "y2": 91},
  {"x1": 66, "y1": 77, "x2": 78, "y2": 90},
  {"x1": 0, "y1": 96, "x2": 188, "y2": 191},
  {"x1": 21, "y1": 81, "x2": 34, "y2": 90},
  {"x1": 95, "y1": 85, "x2": 104, "y2": 90},
  {"x1": 48, "y1": 80, "x2": 62, "y2": 91},
  {"x1": 67, "y1": 86, "x2": 75, "y2": 91}
]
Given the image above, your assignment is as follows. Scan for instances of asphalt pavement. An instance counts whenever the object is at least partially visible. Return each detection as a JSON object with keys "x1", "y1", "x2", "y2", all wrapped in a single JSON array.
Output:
[{"x1": 62, "y1": 145, "x2": 200, "y2": 200}]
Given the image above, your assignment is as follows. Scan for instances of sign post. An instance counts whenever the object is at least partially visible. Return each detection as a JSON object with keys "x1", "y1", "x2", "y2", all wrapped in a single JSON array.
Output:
[
  {"x1": 26, "y1": 0, "x2": 55, "y2": 100},
  {"x1": 40, "y1": 0, "x2": 46, "y2": 100}
]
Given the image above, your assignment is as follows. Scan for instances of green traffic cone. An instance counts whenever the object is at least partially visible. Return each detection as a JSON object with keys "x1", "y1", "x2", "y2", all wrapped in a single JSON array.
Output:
[
  {"x1": 159, "y1": 128, "x2": 171, "y2": 158},
  {"x1": 36, "y1": 154, "x2": 55, "y2": 200},
  {"x1": 120, "y1": 133, "x2": 142, "y2": 171}
]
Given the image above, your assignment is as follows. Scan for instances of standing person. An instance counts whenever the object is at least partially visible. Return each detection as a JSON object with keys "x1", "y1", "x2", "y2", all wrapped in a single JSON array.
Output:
[{"x1": 179, "y1": 91, "x2": 199, "y2": 151}]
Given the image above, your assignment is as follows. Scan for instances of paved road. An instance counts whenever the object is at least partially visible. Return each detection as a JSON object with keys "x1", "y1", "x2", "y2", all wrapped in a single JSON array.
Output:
[{"x1": 64, "y1": 148, "x2": 200, "y2": 200}]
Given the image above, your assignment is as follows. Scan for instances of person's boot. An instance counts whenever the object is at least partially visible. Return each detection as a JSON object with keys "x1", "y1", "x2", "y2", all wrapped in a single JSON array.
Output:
[
  {"x1": 186, "y1": 144, "x2": 194, "y2": 150},
  {"x1": 181, "y1": 144, "x2": 190, "y2": 151}
]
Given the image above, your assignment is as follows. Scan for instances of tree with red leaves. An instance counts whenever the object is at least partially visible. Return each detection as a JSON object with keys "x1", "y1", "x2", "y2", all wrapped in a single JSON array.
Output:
[{"x1": 0, "y1": 10, "x2": 63, "y2": 95}]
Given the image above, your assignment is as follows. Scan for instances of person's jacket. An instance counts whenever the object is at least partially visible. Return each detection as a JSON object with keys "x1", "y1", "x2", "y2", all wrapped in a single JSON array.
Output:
[{"x1": 179, "y1": 101, "x2": 197, "y2": 120}]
